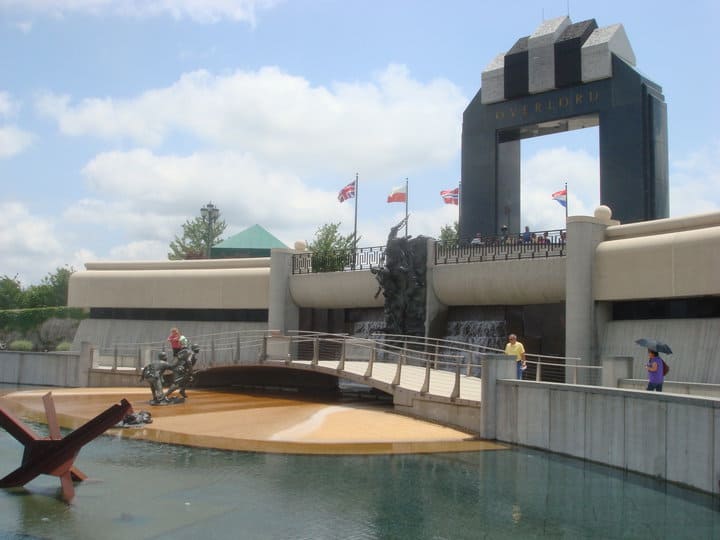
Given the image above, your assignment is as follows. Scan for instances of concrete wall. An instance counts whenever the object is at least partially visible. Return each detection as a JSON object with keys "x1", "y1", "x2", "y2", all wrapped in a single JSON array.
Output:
[
  {"x1": 0, "y1": 347, "x2": 90, "y2": 387},
  {"x1": 68, "y1": 259, "x2": 271, "y2": 309},
  {"x1": 599, "y1": 319, "x2": 720, "y2": 384},
  {"x1": 433, "y1": 257, "x2": 565, "y2": 306},
  {"x1": 495, "y1": 380, "x2": 720, "y2": 495},
  {"x1": 289, "y1": 270, "x2": 383, "y2": 309},
  {"x1": 595, "y1": 226, "x2": 720, "y2": 301}
]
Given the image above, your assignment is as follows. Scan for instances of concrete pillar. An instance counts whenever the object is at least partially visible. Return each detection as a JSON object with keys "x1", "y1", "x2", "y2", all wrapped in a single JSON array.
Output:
[
  {"x1": 565, "y1": 206, "x2": 617, "y2": 383},
  {"x1": 424, "y1": 238, "x2": 448, "y2": 338},
  {"x1": 78, "y1": 341, "x2": 93, "y2": 387},
  {"x1": 480, "y1": 354, "x2": 516, "y2": 439},
  {"x1": 601, "y1": 356, "x2": 634, "y2": 388},
  {"x1": 268, "y1": 248, "x2": 300, "y2": 334}
]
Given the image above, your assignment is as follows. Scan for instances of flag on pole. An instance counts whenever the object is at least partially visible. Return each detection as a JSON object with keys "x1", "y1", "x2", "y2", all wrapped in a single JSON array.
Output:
[
  {"x1": 551, "y1": 189, "x2": 567, "y2": 208},
  {"x1": 387, "y1": 184, "x2": 407, "y2": 203},
  {"x1": 338, "y1": 180, "x2": 356, "y2": 203},
  {"x1": 440, "y1": 187, "x2": 459, "y2": 205}
]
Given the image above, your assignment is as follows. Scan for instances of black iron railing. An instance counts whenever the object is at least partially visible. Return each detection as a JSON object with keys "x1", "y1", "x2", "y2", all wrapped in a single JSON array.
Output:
[
  {"x1": 292, "y1": 245, "x2": 386, "y2": 274},
  {"x1": 435, "y1": 229, "x2": 566, "y2": 265}
]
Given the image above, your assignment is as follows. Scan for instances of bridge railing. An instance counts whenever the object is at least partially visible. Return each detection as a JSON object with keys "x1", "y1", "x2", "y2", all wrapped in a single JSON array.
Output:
[
  {"x1": 93, "y1": 329, "x2": 599, "y2": 388},
  {"x1": 93, "y1": 329, "x2": 271, "y2": 372},
  {"x1": 359, "y1": 332, "x2": 595, "y2": 385}
]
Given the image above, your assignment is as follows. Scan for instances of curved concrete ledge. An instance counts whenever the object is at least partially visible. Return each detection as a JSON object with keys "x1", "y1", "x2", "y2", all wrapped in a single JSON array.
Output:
[
  {"x1": 84, "y1": 258, "x2": 271, "y2": 270},
  {"x1": 433, "y1": 258, "x2": 565, "y2": 306},
  {"x1": 69, "y1": 267, "x2": 270, "y2": 309},
  {"x1": 595, "y1": 226, "x2": 720, "y2": 300},
  {"x1": 604, "y1": 210, "x2": 720, "y2": 239},
  {"x1": 289, "y1": 270, "x2": 383, "y2": 309}
]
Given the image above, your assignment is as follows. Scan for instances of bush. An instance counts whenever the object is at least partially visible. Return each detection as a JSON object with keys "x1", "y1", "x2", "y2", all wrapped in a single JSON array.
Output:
[
  {"x1": 0, "y1": 307, "x2": 87, "y2": 333},
  {"x1": 8, "y1": 340, "x2": 33, "y2": 351},
  {"x1": 55, "y1": 341, "x2": 72, "y2": 351}
]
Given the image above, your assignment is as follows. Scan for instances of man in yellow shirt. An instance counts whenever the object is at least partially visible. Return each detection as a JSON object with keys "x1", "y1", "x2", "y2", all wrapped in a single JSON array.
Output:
[{"x1": 504, "y1": 334, "x2": 526, "y2": 380}]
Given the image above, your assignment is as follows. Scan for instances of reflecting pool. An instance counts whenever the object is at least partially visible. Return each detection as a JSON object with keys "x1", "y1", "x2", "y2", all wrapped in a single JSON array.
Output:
[{"x1": 1, "y1": 423, "x2": 718, "y2": 539}]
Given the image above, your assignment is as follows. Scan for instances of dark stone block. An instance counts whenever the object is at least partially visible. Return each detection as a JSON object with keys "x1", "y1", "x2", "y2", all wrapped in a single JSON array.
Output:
[
  {"x1": 504, "y1": 36, "x2": 529, "y2": 99},
  {"x1": 555, "y1": 19, "x2": 597, "y2": 88}
]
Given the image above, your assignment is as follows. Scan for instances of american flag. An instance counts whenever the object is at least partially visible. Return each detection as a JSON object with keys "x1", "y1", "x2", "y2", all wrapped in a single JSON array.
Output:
[
  {"x1": 440, "y1": 187, "x2": 459, "y2": 205},
  {"x1": 337, "y1": 180, "x2": 356, "y2": 203}
]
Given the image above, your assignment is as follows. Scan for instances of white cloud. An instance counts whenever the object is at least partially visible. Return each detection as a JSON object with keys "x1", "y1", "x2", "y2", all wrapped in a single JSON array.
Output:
[
  {"x1": 1, "y1": 0, "x2": 279, "y2": 24},
  {"x1": 0, "y1": 92, "x2": 14, "y2": 116},
  {"x1": 669, "y1": 140, "x2": 720, "y2": 217},
  {"x1": 0, "y1": 125, "x2": 34, "y2": 158},
  {"x1": 0, "y1": 202, "x2": 64, "y2": 286},
  {"x1": 15, "y1": 20, "x2": 33, "y2": 33},
  {"x1": 521, "y1": 146, "x2": 600, "y2": 230},
  {"x1": 36, "y1": 65, "x2": 466, "y2": 179}
]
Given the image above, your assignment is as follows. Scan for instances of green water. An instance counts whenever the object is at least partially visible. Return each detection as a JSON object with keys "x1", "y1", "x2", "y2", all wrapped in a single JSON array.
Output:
[{"x1": 0, "y1": 424, "x2": 718, "y2": 540}]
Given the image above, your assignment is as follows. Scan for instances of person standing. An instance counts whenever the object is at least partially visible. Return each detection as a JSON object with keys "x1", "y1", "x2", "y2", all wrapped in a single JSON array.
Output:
[
  {"x1": 167, "y1": 327, "x2": 187, "y2": 358},
  {"x1": 505, "y1": 334, "x2": 526, "y2": 380},
  {"x1": 645, "y1": 349, "x2": 664, "y2": 391}
]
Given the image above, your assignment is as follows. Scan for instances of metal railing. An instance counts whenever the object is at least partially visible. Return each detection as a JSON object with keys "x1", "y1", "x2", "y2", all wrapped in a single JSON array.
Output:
[
  {"x1": 92, "y1": 329, "x2": 599, "y2": 389},
  {"x1": 292, "y1": 246, "x2": 386, "y2": 274},
  {"x1": 435, "y1": 229, "x2": 566, "y2": 265}
]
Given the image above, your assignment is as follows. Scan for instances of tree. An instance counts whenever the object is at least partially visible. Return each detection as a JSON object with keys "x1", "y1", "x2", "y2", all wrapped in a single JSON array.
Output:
[
  {"x1": 0, "y1": 275, "x2": 22, "y2": 309},
  {"x1": 439, "y1": 221, "x2": 460, "y2": 244},
  {"x1": 307, "y1": 222, "x2": 357, "y2": 272},
  {"x1": 168, "y1": 211, "x2": 227, "y2": 260}
]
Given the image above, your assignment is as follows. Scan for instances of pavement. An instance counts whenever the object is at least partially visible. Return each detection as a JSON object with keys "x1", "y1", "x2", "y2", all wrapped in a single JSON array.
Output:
[{"x1": 0, "y1": 387, "x2": 506, "y2": 455}]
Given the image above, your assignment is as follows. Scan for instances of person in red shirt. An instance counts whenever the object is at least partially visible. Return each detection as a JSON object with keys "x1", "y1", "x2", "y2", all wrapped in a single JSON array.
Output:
[{"x1": 167, "y1": 327, "x2": 185, "y2": 358}]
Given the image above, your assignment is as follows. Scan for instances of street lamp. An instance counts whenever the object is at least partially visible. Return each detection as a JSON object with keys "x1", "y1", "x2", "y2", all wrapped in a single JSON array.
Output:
[{"x1": 200, "y1": 202, "x2": 220, "y2": 258}]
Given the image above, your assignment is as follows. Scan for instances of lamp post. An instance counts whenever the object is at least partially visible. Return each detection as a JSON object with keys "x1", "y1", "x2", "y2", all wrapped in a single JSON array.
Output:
[{"x1": 200, "y1": 202, "x2": 220, "y2": 258}]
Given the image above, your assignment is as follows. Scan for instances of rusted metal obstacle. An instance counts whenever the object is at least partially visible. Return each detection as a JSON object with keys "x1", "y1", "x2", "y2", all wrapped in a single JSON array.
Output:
[{"x1": 0, "y1": 392, "x2": 132, "y2": 502}]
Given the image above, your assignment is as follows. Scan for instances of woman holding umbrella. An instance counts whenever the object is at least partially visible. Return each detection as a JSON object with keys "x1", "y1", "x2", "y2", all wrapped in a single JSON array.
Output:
[
  {"x1": 645, "y1": 349, "x2": 665, "y2": 392},
  {"x1": 635, "y1": 338, "x2": 671, "y2": 392}
]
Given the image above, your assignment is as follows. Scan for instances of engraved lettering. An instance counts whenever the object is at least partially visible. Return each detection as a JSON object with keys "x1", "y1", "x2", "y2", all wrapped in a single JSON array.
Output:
[
  {"x1": 535, "y1": 102, "x2": 543, "y2": 113},
  {"x1": 575, "y1": 93, "x2": 583, "y2": 105},
  {"x1": 495, "y1": 110, "x2": 505, "y2": 120},
  {"x1": 588, "y1": 91, "x2": 599, "y2": 103},
  {"x1": 558, "y1": 96, "x2": 569, "y2": 108}
]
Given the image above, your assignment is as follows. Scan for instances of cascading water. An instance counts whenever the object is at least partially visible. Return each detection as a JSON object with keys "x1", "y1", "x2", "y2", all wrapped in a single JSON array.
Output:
[
  {"x1": 444, "y1": 320, "x2": 506, "y2": 352},
  {"x1": 351, "y1": 319, "x2": 386, "y2": 339}
]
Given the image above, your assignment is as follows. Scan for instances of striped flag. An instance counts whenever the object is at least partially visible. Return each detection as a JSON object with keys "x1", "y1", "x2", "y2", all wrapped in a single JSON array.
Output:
[
  {"x1": 440, "y1": 187, "x2": 459, "y2": 205},
  {"x1": 387, "y1": 184, "x2": 407, "y2": 203},
  {"x1": 552, "y1": 189, "x2": 567, "y2": 208},
  {"x1": 338, "y1": 180, "x2": 356, "y2": 203}
]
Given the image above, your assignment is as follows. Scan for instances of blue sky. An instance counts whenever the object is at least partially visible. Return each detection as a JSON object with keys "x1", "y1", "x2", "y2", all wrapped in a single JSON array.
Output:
[{"x1": 1, "y1": 0, "x2": 718, "y2": 286}]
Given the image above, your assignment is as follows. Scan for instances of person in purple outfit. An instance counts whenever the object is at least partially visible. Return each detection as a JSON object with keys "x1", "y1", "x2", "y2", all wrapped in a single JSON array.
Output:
[{"x1": 645, "y1": 349, "x2": 664, "y2": 391}]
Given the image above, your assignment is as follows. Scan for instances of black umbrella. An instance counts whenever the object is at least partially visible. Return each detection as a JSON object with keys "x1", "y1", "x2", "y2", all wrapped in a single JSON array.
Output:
[{"x1": 635, "y1": 338, "x2": 673, "y2": 355}]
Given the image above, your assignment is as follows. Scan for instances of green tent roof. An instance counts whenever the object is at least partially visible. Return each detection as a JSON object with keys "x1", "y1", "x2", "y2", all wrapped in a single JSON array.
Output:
[{"x1": 213, "y1": 224, "x2": 288, "y2": 250}]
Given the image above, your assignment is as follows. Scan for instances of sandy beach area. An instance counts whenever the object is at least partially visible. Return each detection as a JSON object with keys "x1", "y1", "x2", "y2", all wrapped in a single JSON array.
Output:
[{"x1": 0, "y1": 387, "x2": 506, "y2": 455}]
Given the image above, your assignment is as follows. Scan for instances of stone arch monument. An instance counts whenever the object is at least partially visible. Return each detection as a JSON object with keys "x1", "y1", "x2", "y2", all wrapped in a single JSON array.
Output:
[{"x1": 460, "y1": 17, "x2": 669, "y2": 238}]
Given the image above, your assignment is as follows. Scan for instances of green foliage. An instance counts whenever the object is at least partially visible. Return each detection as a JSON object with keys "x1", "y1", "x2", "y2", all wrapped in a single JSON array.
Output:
[
  {"x1": 55, "y1": 341, "x2": 72, "y2": 351},
  {"x1": 307, "y1": 222, "x2": 357, "y2": 272},
  {"x1": 8, "y1": 339, "x2": 33, "y2": 351},
  {"x1": 168, "y1": 210, "x2": 227, "y2": 260},
  {"x1": 0, "y1": 307, "x2": 87, "y2": 334},
  {"x1": 439, "y1": 221, "x2": 460, "y2": 244},
  {"x1": 0, "y1": 267, "x2": 74, "y2": 309},
  {"x1": 0, "y1": 275, "x2": 23, "y2": 309}
]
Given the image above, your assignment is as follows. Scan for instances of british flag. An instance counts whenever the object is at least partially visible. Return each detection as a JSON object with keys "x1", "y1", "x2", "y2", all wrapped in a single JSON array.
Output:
[
  {"x1": 440, "y1": 187, "x2": 459, "y2": 205},
  {"x1": 337, "y1": 180, "x2": 356, "y2": 203}
]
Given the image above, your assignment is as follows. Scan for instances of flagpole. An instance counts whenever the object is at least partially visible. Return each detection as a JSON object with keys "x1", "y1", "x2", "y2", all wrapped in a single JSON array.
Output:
[
  {"x1": 353, "y1": 172, "x2": 359, "y2": 248},
  {"x1": 564, "y1": 181, "x2": 568, "y2": 224},
  {"x1": 404, "y1": 178, "x2": 409, "y2": 237}
]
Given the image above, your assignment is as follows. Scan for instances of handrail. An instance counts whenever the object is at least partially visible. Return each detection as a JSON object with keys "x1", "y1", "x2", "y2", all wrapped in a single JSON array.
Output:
[{"x1": 93, "y1": 329, "x2": 598, "y2": 387}]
